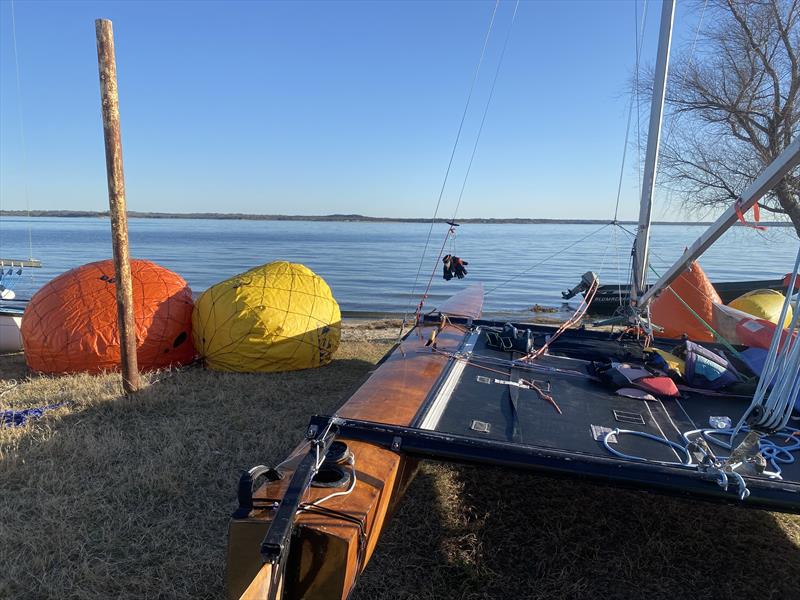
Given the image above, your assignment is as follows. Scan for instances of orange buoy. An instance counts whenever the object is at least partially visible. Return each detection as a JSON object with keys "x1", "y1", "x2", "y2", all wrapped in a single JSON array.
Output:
[
  {"x1": 22, "y1": 259, "x2": 195, "y2": 374},
  {"x1": 650, "y1": 261, "x2": 720, "y2": 341}
]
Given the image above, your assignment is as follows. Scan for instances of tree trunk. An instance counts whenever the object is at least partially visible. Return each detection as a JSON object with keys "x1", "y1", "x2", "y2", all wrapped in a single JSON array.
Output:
[{"x1": 775, "y1": 181, "x2": 800, "y2": 237}]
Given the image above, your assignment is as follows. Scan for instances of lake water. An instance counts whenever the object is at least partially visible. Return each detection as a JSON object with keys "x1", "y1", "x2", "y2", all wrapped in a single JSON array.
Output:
[{"x1": 0, "y1": 217, "x2": 797, "y2": 319}]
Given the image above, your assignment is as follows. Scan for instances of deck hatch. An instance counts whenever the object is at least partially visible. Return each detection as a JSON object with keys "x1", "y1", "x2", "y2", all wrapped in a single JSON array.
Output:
[{"x1": 613, "y1": 410, "x2": 646, "y2": 425}]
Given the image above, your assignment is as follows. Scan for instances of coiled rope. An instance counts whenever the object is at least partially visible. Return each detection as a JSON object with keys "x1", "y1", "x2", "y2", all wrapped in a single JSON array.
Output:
[{"x1": 733, "y1": 247, "x2": 800, "y2": 435}]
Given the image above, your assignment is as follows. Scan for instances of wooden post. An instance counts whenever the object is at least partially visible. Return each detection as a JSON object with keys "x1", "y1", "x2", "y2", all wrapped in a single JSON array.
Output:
[{"x1": 95, "y1": 19, "x2": 141, "y2": 393}]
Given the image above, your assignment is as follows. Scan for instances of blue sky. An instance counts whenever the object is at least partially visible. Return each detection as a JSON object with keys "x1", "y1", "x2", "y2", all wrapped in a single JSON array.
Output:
[{"x1": 0, "y1": 0, "x2": 703, "y2": 219}]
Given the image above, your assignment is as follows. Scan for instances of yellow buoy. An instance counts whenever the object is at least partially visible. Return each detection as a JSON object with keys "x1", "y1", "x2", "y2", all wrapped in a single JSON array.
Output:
[
  {"x1": 728, "y1": 289, "x2": 793, "y2": 328},
  {"x1": 192, "y1": 262, "x2": 341, "y2": 372}
]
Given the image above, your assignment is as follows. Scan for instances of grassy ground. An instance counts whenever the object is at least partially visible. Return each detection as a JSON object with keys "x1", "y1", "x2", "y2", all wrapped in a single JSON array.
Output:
[{"x1": 1, "y1": 323, "x2": 798, "y2": 599}]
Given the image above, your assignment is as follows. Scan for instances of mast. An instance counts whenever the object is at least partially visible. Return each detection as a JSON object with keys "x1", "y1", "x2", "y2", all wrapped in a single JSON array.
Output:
[
  {"x1": 631, "y1": 0, "x2": 675, "y2": 304},
  {"x1": 638, "y1": 137, "x2": 800, "y2": 307}
]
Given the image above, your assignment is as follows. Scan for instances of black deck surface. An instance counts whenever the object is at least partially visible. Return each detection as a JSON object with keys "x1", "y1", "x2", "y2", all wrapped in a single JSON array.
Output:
[{"x1": 428, "y1": 328, "x2": 799, "y2": 490}]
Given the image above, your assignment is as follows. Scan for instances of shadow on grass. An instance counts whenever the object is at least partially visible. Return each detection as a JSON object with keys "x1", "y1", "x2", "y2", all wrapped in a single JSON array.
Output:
[
  {"x1": 0, "y1": 348, "x2": 383, "y2": 600},
  {"x1": 354, "y1": 462, "x2": 800, "y2": 600},
  {"x1": 0, "y1": 352, "x2": 28, "y2": 381}
]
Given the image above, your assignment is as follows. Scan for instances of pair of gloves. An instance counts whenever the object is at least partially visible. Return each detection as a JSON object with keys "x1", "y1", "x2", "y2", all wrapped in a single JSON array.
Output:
[{"x1": 442, "y1": 255, "x2": 468, "y2": 280}]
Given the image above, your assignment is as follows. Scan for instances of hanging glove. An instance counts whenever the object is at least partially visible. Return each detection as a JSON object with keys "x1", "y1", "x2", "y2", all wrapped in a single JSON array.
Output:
[
  {"x1": 453, "y1": 256, "x2": 468, "y2": 279},
  {"x1": 442, "y1": 255, "x2": 454, "y2": 281}
]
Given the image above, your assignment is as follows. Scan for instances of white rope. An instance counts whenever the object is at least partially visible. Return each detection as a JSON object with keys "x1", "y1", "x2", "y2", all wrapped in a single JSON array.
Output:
[
  {"x1": 307, "y1": 455, "x2": 357, "y2": 508},
  {"x1": 734, "y1": 246, "x2": 800, "y2": 434}
]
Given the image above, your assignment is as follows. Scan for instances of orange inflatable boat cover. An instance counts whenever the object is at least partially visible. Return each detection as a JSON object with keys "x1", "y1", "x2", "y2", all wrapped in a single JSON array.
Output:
[
  {"x1": 22, "y1": 259, "x2": 195, "y2": 374},
  {"x1": 650, "y1": 261, "x2": 721, "y2": 341}
]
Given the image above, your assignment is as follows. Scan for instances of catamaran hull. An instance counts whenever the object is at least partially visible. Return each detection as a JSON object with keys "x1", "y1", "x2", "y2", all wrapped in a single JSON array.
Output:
[
  {"x1": 226, "y1": 285, "x2": 487, "y2": 600},
  {"x1": 226, "y1": 320, "x2": 476, "y2": 599}
]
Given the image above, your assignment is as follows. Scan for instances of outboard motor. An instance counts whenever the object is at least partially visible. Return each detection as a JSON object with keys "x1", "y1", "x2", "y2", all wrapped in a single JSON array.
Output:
[{"x1": 562, "y1": 271, "x2": 599, "y2": 300}]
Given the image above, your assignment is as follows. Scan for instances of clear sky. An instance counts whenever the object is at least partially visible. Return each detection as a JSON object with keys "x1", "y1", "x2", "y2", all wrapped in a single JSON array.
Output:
[{"x1": 0, "y1": 0, "x2": 704, "y2": 220}]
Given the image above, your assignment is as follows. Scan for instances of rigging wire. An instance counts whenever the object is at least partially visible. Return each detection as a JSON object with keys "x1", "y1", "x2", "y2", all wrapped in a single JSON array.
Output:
[
  {"x1": 401, "y1": 1, "x2": 500, "y2": 324},
  {"x1": 484, "y1": 223, "x2": 611, "y2": 296},
  {"x1": 9, "y1": 0, "x2": 33, "y2": 261},
  {"x1": 634, "y1": 0, "x2": 644, "y2": 204},
  {"x1": 612, "y1": 0, "x2": 648, "y2": 223},
  {"x1": 410, "y1": 0, "x2": 521, "y2": 323},
  {"x1": 449, "y1": 0, "x2": 520, "y2": 222},
  {"x1": 615, "y1": 221, "x2": 739, "y2": 311},
  {"x1": 660, "y1": 0, "x2": 708, "y2": 153},
  {"x1": 613, "y1": 222, "x2": 746, "y2": 355}
]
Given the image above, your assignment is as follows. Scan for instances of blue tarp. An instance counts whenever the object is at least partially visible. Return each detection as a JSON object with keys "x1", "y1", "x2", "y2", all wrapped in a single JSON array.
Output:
[{"x1": 1, "y1": 402, "x2": 66, "y2": 428}]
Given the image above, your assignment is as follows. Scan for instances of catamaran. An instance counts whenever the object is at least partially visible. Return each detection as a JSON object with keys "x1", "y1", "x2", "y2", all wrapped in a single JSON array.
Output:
[{"x1": 225, "y1": 2, "x2": 800, "y2": 598}]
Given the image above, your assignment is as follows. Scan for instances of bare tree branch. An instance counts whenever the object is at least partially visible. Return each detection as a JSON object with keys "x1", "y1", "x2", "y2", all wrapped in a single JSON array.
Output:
[{"x1": 652, "y1": 0, "x2": 800, "y2": 236}]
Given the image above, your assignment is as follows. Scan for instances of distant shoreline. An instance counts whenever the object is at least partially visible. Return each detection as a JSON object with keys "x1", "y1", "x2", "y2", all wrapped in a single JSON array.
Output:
[{"x1": 0, "y1": 210, "x2": 792, "y2": 226}]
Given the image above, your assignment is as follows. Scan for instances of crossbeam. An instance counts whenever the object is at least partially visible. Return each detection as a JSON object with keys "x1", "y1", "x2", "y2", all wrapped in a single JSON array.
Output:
[
  {"x1": 308, "y1": 415, "x2": 799, "y2": 512},
  {"x1": 638, "y1": 138, "x2": 800, "y2": 308}
]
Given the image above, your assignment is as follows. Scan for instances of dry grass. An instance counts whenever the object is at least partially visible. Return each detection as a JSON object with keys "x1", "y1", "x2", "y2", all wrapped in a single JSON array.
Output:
[
  {"x1": 1, "y1": 325, "x2": 798, "y2": 599},
  {"x1": 0, "y1": 336, "x2": 387, "y2": 600}
]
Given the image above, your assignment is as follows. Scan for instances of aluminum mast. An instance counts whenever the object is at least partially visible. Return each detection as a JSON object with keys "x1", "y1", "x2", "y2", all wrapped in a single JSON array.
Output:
[{"x1": 631, "y1": 0, "x2": 675, "y2": 305}]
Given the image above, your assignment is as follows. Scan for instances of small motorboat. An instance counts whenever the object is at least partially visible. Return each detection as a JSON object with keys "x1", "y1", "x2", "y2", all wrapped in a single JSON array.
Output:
[{"x1": 566, "y1": 275, "x2": 794, "y2": 317}]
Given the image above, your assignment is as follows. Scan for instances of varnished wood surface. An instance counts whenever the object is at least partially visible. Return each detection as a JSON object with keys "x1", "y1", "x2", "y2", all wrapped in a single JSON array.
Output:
[
  {"x1": 239, "y1": 563, "x2": 276, "y2": 600},
  {"x1": 337, "y1": 323, "x2": 465, "y2": 425},
  {"x1": 434, "y1": 283, "x2": 484, "y2": 319}
]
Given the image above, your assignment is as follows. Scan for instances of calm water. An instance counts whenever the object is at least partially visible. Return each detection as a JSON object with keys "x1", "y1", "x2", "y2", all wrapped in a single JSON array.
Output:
[{"x1": 0, "y1": 217, "x2": 797, "y2": 318}]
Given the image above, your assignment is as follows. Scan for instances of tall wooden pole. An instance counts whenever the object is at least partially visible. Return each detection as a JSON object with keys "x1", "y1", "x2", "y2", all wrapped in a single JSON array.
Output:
[{"x1": 95, "y1": 19, "x2": 141, "y2": 393}]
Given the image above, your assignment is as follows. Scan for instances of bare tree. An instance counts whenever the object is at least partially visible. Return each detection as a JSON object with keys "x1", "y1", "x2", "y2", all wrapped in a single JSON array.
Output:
[{"x1": 659, "y1": 0, "x2": 799, "y2": 235}]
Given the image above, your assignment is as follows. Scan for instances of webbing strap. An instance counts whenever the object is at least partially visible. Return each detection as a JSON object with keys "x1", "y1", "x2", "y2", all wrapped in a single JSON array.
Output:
[
  {"x1": 735, "y1": 199, "x2": 767, "y2": 231},
  {"x1": 508, "y1": 366, "x2": 523, "y2": 443}
]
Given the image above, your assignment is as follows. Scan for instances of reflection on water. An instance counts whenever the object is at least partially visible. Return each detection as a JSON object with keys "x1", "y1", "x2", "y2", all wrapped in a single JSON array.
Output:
[{"x1": 0, "y1": 217, "x2": 797, "y2": 318}]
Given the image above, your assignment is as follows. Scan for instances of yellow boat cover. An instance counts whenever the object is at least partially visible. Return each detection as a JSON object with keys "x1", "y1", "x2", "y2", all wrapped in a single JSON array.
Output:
[
  {"x1": 728, "y1": 289, "x2": 793, "y2": 328},
  {"x1": 192, "y1": 261, "x2": 341, "y2": 372}
]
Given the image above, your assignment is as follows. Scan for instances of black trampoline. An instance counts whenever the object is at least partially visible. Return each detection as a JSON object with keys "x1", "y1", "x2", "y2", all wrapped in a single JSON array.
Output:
[{"x1": 313, "y1": 321, "x2": 800, "y2": 513}]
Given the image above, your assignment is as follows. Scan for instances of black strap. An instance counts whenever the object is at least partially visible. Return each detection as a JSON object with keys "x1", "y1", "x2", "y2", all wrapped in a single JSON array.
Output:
[
  {"x1": 232, "y1": 465, "x2": 283, "y2": 519},
  {"x1": 508, "y1": 367, "x2": 523, "y2": 443}
]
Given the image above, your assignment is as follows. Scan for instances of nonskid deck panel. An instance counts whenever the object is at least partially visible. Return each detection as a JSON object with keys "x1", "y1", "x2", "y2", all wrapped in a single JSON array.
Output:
[{"x1": 406, "y1": 325, "x2": 799, "y2": 509}]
